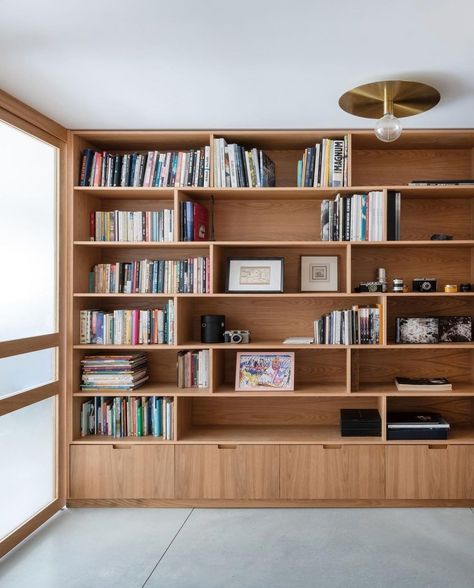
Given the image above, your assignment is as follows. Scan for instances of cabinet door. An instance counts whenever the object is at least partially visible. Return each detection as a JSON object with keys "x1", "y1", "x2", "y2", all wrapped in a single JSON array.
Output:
[
  {"x1": 386, "y1": 445, "x2": 449, "y2": 499},
  {"x1": 175, "y1": 445, "x2": 279, "y2": 499},
  {"x1": 280, "y1": 445, "x2": 385, "y2": 499},
  {"x1": 69, "y1": 445, "x2": 175, "y2": 499},
  {"x1": 448, "y1": 446, "x2": 474, "y2": 499}
]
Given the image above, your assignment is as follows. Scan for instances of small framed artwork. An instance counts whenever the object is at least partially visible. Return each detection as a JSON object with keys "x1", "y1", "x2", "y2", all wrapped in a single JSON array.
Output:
[
  {"x1": 226, "y1": 257, "x2": 284, "y2": 293},
  {"x1": 235, "y1": 351, "x2": 295, "y2": 391},
  {"x1": 300, "y1": 255, "x2": 338, "y2": 292}
]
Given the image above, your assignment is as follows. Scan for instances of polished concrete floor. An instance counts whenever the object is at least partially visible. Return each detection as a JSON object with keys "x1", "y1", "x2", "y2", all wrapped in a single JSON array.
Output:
[{"x1": 1, "y1": 508, "x2": 474, "y2": 588}]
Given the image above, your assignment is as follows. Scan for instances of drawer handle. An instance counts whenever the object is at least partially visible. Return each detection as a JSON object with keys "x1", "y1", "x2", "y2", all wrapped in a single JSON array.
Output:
[
  {"x1": 323, "y1": 444, "x2": 342, "y2": 450},
  {"x1": 112, "y1": 444, "x2": 132, "y2": 450},
  {"x1": 428, "y1": 445, "x2": 447, "y2": 450},
  {"x1": 217, "y1": 444, "x2": 237, "y2": 450}
]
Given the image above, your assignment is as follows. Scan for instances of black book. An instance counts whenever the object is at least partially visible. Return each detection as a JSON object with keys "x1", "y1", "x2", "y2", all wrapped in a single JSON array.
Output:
[
  {"x1": 387, "y1": 411, "x2": 450, "y2": 440},
  {"x1": 340, "y1": 409, "x2": 381, "y2": 437},
  {"x1": 394, "y1": 376, "x2": 452, "y2": 391},
  {"x1": 387, "y1": 190, "x2": 400, "y2": 241},
  {"x1": 409, "y1": 179, "x2": 474, "y2": 185}
]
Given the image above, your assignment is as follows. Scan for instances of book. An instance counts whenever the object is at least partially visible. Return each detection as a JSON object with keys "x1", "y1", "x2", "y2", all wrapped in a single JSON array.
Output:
[
  {"x1": 298, "y1": 137, "x2": 349, "y2": 187},
  {"x1": 90, "y1": 209, "x2": 174, "y2": 242},
  {"x1": 394, "y1": 377, "x2": 452, "y2": 392},
  {"x1": 181, "y1": 201, "x2": 210, "y2": 241},
  {"x1": 177, "y1": 350, "x2": 209, "y2": 388},
  {"x1": 213, "y1": 139, "x2": 276, "y2": 187},
  {"x1": 409, "y1": 179, "x2": 474, "y2": 186},
  {"x1": 313, "y1": 305, "x2": 382, "y2": 345},
  {"x1": 283, "y1": 337, "x2": 314, "y2": 344},
  {"x1": 81, "y1": 353, "x2": 149, "y2": 391},
  {"x1": 396, "y1": 316, "x2": 472, "y2": 344}
]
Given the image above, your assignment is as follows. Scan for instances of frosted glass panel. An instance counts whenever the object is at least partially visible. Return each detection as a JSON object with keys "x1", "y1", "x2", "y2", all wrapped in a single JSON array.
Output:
[
  {"x1": 0, "y1": 397, "x2": 56, "y2": 540},
  {"x1": 0, "y1": 348, "x2": 57, "y2": 399},
  {"x1": 0, "y1": 120, "x2": 57, "y2": 342}
]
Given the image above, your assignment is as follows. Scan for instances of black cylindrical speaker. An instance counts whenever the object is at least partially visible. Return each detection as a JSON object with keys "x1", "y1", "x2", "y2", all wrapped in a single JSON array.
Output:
[{"x1": 201, "y1": 315, "x2": 225, "y2": 343}]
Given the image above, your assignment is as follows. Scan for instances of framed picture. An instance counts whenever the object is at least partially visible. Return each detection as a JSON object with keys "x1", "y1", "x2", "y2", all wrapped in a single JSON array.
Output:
[
  {"x1": 226, "y1": 257, "x2": 284, "y2": 293},
  {"x1": 300, "y1": 255, "x2": 338, "y2": 292},
  {"x1": 235, "y1": 352, "x2": 295, "y2": 391}
]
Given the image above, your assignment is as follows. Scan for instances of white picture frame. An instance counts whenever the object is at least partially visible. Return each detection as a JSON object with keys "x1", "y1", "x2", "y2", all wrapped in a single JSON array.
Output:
[{"x1": 226, "y1": 257, "x2": 284, "y2": 293}]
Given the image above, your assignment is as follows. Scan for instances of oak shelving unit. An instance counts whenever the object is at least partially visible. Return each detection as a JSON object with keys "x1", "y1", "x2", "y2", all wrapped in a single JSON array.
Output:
[{"x1": 68, "y1": 129, "x2": 474, "y2": 505}]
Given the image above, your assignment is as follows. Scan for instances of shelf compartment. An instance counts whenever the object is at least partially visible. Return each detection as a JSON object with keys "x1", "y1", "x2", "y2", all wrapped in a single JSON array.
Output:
[
  {"x1": 212, "y1": 348, "x2": 347, "y2": 394},
  {"x1": 176, "y1": 295, "x2": 380, "y2": 345},
  {"x1": 386, "y1": 395, "x2": 474, "y2": 445},
  {"x1": 212, "y1": 244, "x2": 347, "y2": 294},
  {"x1": 386, "y1": 295, "x2": 474, "y2": 345},
  {"x1": 352, "y1": 348, "x2": 474, "y2": 395},
  {"x1": 73, "y1": 244, "x2": 209, "y2": 294},
  {"x1": 176, "y1": 396, "x2": 380, "y2": 444},
  {"x1": 351, "y1": 244, "x2": 474, "y2": 295}
]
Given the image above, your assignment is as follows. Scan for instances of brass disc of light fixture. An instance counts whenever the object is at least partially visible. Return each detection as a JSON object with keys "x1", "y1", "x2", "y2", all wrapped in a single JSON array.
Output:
[{"x1": 338, "y1": 80, "x2": 440, "y2": 119}]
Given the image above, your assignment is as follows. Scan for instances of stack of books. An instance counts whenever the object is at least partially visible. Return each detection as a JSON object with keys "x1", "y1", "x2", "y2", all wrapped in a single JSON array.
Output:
[
  {"x1": 313, "y1": 305, "x2": 383, "y2": 345},
  {"x1": 80, "y1": 302, "x2": 175, "y2": 345},
  {"x1": 80, "y1": 353, "x2": 149, "y2": 392},
  {"x1": 79, "y1": 148, "x2": 210, "y2": 187},
  {"x1": 213, "y1": 138, "x2": 276, "y2": 187},
  {"x1": 80, "y1": 396, "x2": 173, "y2": 439},
  {"x1": 90, "y1": 210, "x2": 174, "y2": 242},
  {"x1": 180, "y1": 201, "x2": 209, "y2": 241},
  {"x1": 297, "y1": 137, "x2": 349, "y2": 187},
  {"x1": 177, "y1": 350, "x2": 209, "y2": 388},
  {"x1": 387, "y1": 411, "x2": 450, "y2": 440},
  {"x1": 394, "y1": 377, "x2": 452, "y2": 392},
  {"x1": 89, "y1": 257, "x2": 210, "y2": 294},
  {"x1": 320, "y1": 191, "x2": 385, "y2": 241}
]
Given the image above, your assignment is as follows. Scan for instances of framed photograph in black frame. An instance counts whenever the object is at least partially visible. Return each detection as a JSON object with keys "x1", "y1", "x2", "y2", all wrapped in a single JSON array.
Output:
[{"x1": 226, "y1": 257, "x2": 284, "y2": 293}]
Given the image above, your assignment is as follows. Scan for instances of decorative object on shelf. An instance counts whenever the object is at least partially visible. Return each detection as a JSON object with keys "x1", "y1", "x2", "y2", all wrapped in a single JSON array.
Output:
[
  {"x1": 412, "y1": 278, "x2": 437, "y2": 292},
  {"x1": 444, "y1": 284, "x2": 458, "y2": 293},
  {"x1": 200, "y1": 315, "x2": 225, "y2": 343},
  {"x1": 376, "y1": 268, "x2": 387, "y2": 293},
  {"x1": 392, "y1": 278, "x2": 404, "y2": 293},
  {"x1": 282, "y1": 337, "x2": 314, "y2": 344},
  {"x1": 224, "y1": 330, "x2": 251, "y2": 344},
  {"x1": 340, "y1": 409, "x2": 381, "y2": 437},
  {"x1": 396, "y1": 316, "x2": 472, "y2": 343},
  {"x1": 235, "y1": 352, "x2": 295, "y2": 391},
  {"x1": 460, "y1": 283, "x2": 472, "y2": 292},
  {"x1": 300, "y1": 255, "x2": 338, "y2": 292},
  {"x1": 338, "y1": 80, "x2": 440, "y2": 142},
  {"x1": 355, "y1": 267, "x2": 387, "y2": 294},
  {"x1": 226, "y1": 257, "x2": 284, "y2": 293},
  {"x1": 431, "y1": 233, "x2": 453, "y2": 240}
]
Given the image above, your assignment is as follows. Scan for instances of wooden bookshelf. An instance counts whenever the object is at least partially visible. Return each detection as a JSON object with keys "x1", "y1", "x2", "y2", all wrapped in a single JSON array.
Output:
[{"x1": 67, "y1": 129, "x2": 474, "y2": 505}]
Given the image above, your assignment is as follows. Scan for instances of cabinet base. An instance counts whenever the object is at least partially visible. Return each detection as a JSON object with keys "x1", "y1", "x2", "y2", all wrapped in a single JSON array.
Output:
[{"x1": 67, "y1": 498, "x2": 474, "y2": 508}]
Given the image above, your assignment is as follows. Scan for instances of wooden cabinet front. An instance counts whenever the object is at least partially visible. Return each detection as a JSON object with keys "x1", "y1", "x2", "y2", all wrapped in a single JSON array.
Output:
[
  {"x1": 175, "y1": 444, "x2": 279, "y2": 499},
  {"x1": 70, "y1": 444, "x2": 175, "y2": 499},
  {"x1": 280, "y1": 445, "x2": 385, "y2": 499},
  {"x1": 386, "y1": 445, "x2": 474, "y2": 499}
]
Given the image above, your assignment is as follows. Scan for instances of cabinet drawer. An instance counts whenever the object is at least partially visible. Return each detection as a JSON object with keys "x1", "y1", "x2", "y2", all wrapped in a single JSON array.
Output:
[
  {"x1": 175, "y1": 444, "x2": 279, "y2": 499},
  {"x1": 70, "y1": 444, "x2": 175, "y2": 499},
  {"x1": 386, "y1": 445, "x2": 474, "y2": 499},
  {"x1": 280, "y1": 445, "x2": 385, "y2": 499}
]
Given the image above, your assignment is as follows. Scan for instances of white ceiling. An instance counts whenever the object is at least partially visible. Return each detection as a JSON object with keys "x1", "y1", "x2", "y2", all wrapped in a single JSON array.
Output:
[{"x1": 1, "y1": 0, "x2": 473, "y2": 130}]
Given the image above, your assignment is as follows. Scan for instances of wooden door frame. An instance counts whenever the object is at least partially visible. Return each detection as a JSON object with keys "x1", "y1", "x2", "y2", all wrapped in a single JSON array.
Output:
[{"x1": 0, "y1": 89, "x2": 67, "y2": 558}]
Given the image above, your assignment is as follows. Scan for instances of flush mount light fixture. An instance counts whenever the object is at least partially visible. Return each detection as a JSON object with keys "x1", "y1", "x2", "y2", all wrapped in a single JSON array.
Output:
[{"x1": 339, "y1": 80, "x2": 440, "y2": 142}]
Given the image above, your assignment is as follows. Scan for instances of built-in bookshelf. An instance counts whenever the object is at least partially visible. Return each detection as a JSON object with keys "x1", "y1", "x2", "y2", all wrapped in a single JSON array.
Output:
[{"x1": 68, "y1": 130, "x2": 474, "y2": 505}]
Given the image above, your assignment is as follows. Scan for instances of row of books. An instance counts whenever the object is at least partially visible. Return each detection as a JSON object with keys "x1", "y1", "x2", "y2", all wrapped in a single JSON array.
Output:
[
  {"x1": 177, "y1": 350, "x2": 209, "y2": 388},
  {"x1": 314, "y1": 305, "x2": 382, "y2": 344},
  {"x1": 80, "y1": 303, "x2": 175, "y2": 345},
  {"x1": 81, "y1": 353, "x2": 148, "y2": 391},
  {"x1": 90, "y1": 209, "x2": 174, "y2": 242},
  {"x1": 213, "y1": 138, "x2": 276, "y2": 187},
  {"x1": 297, "y1": 137, "x2": 349, "y2": 188},
  {"x1": 80, "y1": 396, "x2": 173, "y2": 439},
  {"x1": 180, "y1": 201, "x2": 209, "y2": 241},
  {"x1": 89, "y1": 257, "x2": 210, "y2": 294},
  {"x1": 79, "y1": 148, "x2": 211, "y2": 188},
  {"x1": 321, "y1": 191, "x2": 385, "y2": 241}
]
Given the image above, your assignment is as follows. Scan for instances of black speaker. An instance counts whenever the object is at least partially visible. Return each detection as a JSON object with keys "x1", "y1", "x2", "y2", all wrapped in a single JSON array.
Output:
[{"x1": 201, "y1": 315, "x2": 225, "y2": 343}]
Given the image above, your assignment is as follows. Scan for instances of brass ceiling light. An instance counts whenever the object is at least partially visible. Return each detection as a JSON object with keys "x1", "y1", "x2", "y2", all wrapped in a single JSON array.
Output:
[{"x1": 339, "y1": 80, "x2": 441, "y2": 142}]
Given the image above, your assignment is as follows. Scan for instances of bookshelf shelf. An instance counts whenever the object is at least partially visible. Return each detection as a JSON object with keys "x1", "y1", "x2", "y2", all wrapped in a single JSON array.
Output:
[{"x1": 68, "y1": 128, "x2": 474, "y2": 506}]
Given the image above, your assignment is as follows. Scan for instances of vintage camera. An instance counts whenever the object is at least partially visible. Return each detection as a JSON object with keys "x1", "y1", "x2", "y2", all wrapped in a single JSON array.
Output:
[
  {"x1": 224, "y1": 330, "x2": 251, "y2": 344},
  {"x1": 412, "y1": 278, "x2": 437, "y2": 292},
  {"x1": 355, "y1": 281, "x2": 384, "y2": 293}
]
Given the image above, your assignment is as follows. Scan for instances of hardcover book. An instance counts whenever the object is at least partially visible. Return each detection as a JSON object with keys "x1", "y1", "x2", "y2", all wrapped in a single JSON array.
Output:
[
  {"x1": 439, "y1": 316, "x2": 472, "y2": 342},
  {"x1": 394, "y1": 377, "x2": 452, "y2": 391},
  {"x1": 396, "y1": 317, "x2": 438, "y2": 344}
]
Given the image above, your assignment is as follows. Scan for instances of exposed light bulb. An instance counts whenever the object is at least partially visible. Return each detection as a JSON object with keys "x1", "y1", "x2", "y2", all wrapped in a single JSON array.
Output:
[{"x1": 374, "y1": 113, "x2": 402, "y2": 142}]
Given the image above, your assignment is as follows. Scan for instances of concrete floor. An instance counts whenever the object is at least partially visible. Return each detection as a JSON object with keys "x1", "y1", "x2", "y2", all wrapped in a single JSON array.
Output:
[{"x1": 1, "y1": 508, "x2": 474, "y2": 588}]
